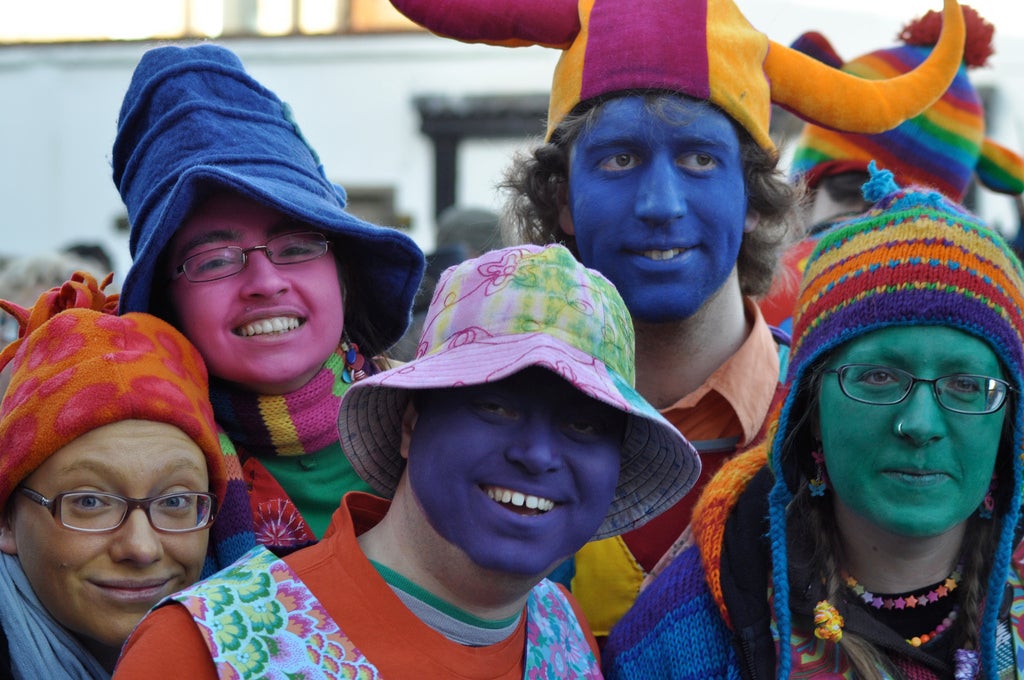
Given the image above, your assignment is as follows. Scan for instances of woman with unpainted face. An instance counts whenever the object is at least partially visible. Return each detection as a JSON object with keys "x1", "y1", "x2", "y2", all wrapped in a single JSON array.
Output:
[{"x1": 0, "y1": 273, "x2": 225, "y2": 678}]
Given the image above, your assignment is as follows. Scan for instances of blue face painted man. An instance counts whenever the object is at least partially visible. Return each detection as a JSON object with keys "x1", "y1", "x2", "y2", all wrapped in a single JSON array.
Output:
[{"x1": 562, "y1": 96, "x2": 752, "y2": 324}]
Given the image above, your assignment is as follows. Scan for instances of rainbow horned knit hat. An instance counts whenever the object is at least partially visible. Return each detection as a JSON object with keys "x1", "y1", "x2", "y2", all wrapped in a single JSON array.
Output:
[
  {"x1": 389, "y1": 0, "x2": 966, "y2": 152},
  {"x1": 338, "y1": 244, "x2": 701, "y2": 540},
  {"x1": 766, "y1": 163, "x2": 1024, "y2": 679},
  {"x1": 113, "y1": 44, "x2": 425, "y2": 355},
  {"x1": 790, "y1": 6, "x2": 1024, "y2": 200},
  {"x1": 0, "y1": 272, "x2": 227, "y2": 510}
]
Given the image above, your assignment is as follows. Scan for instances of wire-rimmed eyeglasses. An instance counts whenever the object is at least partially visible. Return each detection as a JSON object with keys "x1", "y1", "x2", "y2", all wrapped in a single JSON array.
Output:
[
  {"x1": 824, "y1": 364, "x2": 1012, "y2": 415},
  {"x1": 171, "y1": 231, "x2": 330, "y2": 283},
  {"x1": 18, "y1": 488, "x2": 217, "y2": 533}
]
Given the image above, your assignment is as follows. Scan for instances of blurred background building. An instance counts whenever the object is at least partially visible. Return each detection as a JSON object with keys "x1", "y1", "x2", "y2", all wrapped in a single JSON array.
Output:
[{"x1": 1, "y1": 0, "x2": 1022, "y2": 284}]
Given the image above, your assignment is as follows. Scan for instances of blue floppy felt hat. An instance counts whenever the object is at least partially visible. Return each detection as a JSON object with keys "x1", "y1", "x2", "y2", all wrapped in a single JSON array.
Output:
[{"x1": 112, "y1": 44, "x2": 424, "y2": 355}]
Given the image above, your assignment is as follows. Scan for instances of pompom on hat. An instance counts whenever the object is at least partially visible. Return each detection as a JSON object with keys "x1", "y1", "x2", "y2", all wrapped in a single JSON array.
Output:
[
  {"x1": 766, "y1": 163, "x2": 1024, "y2": 678},
  {"x1": 338, "y1": 244, "x2": 701, "y2": 540},
  {"x1": 790, "y1": 5, "x2": 1024, "y2": 200},
  {"x1": 113, "y1": 44, "x2": 424, "y2": 355},
  {"x1": 388, "y1": 0, "x2": 967, "y2": 152},
  {"x1": 0, "y1": 272, "x2": 227, "y2": 510}
]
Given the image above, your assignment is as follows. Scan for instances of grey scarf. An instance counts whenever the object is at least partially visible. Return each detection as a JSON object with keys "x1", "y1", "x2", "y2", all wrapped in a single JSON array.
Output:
[{"x1": 0, "y1": 552, "x2": 109, "y2": 679}]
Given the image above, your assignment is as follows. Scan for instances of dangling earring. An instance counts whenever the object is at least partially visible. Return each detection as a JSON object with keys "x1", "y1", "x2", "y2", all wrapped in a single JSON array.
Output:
[
  {"x1": 809, "y1": 447, "x2": 829, "y2": 497},
  {"x1": 341, "y1": 337, "x2": 368, "y2": 384},
  {"x1": 978, "y1": 473, "x2": 997, "y2": 519}
]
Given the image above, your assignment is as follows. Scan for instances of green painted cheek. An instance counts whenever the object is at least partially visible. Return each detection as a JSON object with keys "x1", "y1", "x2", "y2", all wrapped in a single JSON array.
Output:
[{"x1": 816, "y1": 326, "x2": 1006, "y2": 538}]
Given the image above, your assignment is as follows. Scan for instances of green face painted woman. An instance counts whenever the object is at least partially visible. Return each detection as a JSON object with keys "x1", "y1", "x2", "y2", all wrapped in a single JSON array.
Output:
[{"x1": 818, "y1": 325, "x2": 1006, "y2": 541}]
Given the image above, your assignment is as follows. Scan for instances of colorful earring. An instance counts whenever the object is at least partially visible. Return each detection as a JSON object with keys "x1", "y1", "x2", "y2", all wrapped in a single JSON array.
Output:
[
  {"x1": 978, "y1": 473, "x2": 997, "y2": 519},
  {"x1": 809, "y1": 448, "x2": 829, "y2": 497},
  {"x1": 341, "y1": 338, "x2": 368, "y2": 384}
]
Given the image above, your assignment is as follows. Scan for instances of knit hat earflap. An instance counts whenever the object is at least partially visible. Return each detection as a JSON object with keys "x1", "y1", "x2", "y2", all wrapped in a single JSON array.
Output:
[
  {"x1": 767, "y1": 163, "x2": 1024, "y2": 678},
  {"x1": 0, "y1": 272, "x2": 227, "y2": 509},
  {"x1": 790, "y1": 5, "x2": 1024, "y2": 200},
  {"x1": 388, "y1": 0, "x2": 966, "y2": 152}
]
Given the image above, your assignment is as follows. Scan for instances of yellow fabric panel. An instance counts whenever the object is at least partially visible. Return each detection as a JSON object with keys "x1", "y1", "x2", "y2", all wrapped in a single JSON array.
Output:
[
  {"x1": 706, "y1": 0, "x2": 771, "y2": 151},
  {"x1": 548, "y1": 0, "x2": 593, "y2": 139},
  {"x1": 571, "y1": 535, "x2": 645, "y2": 638}
]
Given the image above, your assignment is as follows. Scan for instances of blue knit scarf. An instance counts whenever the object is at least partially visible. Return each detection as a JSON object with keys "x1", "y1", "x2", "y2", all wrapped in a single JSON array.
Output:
[{"x1": 0, "y1": 552, "x2": 109, "y2": 679}]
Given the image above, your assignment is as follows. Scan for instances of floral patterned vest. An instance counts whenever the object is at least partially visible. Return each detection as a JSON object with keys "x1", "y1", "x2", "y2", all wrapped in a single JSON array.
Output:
[{"x1": 162, "y1": 546, "x2": 601, "y2": 679}]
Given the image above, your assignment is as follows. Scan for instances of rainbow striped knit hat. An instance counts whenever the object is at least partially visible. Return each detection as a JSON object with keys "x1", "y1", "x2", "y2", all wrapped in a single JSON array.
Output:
[
  {"x1": 790, "y1": 6, "x2": 1024, "y2": 200},
  {"x1": 767, "y1": 163, "x2": 1024, "y2": 678},
  {"x1": 389, "y1": 0, "x2": 967, "y2": 153}
]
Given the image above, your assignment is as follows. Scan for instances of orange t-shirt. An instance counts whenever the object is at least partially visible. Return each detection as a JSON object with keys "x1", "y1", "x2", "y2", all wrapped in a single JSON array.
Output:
[{"x1": 114, "y1": 493, "x2": 597, "y2": 679}]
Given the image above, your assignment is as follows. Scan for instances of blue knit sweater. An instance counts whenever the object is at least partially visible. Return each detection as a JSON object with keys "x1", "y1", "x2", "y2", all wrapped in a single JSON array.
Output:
[{"x1": 602, "y1": 545, "x2": 742, "y2": 679}]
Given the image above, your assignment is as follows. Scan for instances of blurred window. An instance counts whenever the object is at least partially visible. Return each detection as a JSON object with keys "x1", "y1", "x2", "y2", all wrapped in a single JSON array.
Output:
[{"x1": 0, "y1": 0, "x2": 420, "y2": 43}]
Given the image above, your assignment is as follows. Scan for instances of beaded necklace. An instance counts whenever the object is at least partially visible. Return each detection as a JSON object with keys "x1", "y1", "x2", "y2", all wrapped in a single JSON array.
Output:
[
  {"x1": 842, "y1": 564, "x2": 962, "y2": 647},
  {"x1": 841, "y1": 564, "x2": 961, "y2": 610},
  {"x1": 906, "y1": 607, "x2": 958, "y2": 647}
]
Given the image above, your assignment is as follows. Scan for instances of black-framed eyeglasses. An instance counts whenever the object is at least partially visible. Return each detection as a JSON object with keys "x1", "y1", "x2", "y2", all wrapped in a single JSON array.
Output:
[
  {"x1": 18, "y1": 488, "x2": 217, "y2": 533},
  {"x1": 171, "y1": 231, "x2": 330, "y2": 283},
  {"x1": 824, "y1": 364, "x2": 1012, "y2": 415}
]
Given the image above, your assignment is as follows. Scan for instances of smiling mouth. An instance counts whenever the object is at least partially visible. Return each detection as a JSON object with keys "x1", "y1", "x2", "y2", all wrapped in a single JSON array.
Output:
[
  {"x1": 235, "y1": 316, "x2": 303, "y2": 337},
  {"x1": 93, "y1": 579, "x2": 172, "y2": 603},
  {"x1": 636, "y1": 248, "x2": 685, "y2": 261},
  {"x1": 885, "y1": 470, "x2": 947, "y2": 486},
  {"x1": 482, "y1": 485, "x2": 556, "y2": 514}
]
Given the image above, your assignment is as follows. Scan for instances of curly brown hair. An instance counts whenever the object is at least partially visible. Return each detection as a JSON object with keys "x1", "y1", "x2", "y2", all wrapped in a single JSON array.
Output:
[{"x1": 500, "y1": 93, "x2": 804, "y2": 297}]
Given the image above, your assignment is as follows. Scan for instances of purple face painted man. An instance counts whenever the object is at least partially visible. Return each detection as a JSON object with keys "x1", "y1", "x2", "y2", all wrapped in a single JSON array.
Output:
[
  {"x1": 404, "y1": 368, "x2": 624, "y2": 575},
  {"x1": 337, "y1": 244, "x2": 700, "y2": 625}
]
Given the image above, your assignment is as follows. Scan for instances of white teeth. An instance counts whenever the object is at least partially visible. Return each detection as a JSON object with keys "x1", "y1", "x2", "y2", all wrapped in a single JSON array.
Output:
[
  {"x1": 484, "y1": 486, "x2": 555, "y2": 512},
  {"x1": 237, "y1": 317, "x2": 301, "y2": 337},
  {"x1": 642, "y1": 248, "x2": 683, "y2": 261}
]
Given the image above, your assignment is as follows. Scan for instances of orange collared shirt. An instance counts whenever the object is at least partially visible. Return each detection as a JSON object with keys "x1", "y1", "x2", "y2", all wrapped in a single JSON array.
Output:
[
  {"x1": 626, "y1": 298, "x2": 781, "y2": 571},
  {"x1": 571, "y1": 300, "x2": 782, "y2": 639}
]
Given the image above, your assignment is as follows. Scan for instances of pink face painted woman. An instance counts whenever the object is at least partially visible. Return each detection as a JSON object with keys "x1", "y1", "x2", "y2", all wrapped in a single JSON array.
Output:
[{"x1": 167, "y1": 192, "x2": 345, "y2": 395}]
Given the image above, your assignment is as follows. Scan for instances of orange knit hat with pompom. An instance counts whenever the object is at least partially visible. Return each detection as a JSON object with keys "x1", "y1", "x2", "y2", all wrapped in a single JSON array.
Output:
[{"x1": 0, "y1": 272, "x2": 225, "y2": 509}]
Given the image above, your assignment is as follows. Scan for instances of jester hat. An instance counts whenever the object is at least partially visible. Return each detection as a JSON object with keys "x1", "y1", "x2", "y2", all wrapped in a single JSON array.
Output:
[
  {"x1": 390, "y1": 0, "x2": 966, "y2": 152},
  {"x1": 790, "y1": 6, "x2": 1024, "y2": 200}
]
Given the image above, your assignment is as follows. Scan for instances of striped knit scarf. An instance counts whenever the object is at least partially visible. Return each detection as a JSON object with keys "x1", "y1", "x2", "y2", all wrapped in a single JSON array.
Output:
[
  {"x1": 211, "y1": 347, "x2": 350, "y2": 457},
  {"x1": 202, "y1": 345, "x2": 368, "y2": 575}
]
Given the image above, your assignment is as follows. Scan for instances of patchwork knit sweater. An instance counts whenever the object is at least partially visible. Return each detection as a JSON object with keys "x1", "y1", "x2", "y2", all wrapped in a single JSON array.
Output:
[{"x1": 602, "y1": 447, "x2": 1024, "y2": 679}]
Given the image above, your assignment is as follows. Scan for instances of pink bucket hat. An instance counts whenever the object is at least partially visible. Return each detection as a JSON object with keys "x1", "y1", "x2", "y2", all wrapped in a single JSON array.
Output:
[{"x1": 338, "y1": 244, "x2": 700, "y2": 539}]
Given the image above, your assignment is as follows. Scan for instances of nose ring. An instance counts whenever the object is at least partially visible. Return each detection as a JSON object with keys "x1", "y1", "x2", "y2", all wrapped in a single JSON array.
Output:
[{"x1": 896, "y1": 421, "x2": 904, "y2": 437}]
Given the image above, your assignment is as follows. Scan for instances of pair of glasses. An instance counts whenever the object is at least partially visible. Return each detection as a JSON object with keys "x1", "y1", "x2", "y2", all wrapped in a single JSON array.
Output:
[
  {"x1": 18, "y1": 488, "x2": 217, "y2": 533},
  {"x1": 824, "y1": 364, "x2": 1012, "y2": 415},
  {"x1": 172, "y1": 231, "x2": 330, "y2": 283}
]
